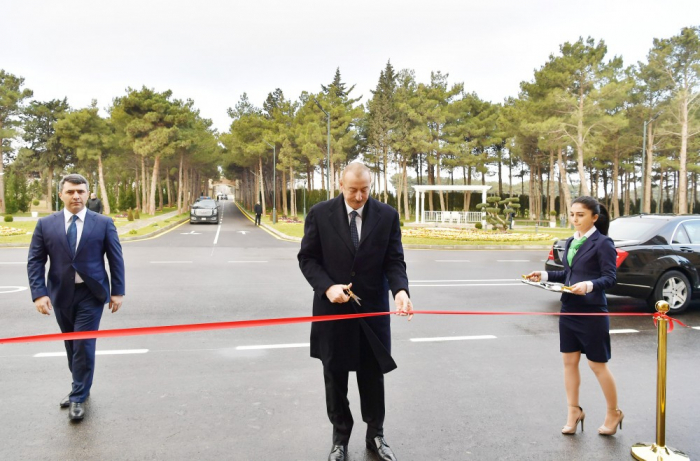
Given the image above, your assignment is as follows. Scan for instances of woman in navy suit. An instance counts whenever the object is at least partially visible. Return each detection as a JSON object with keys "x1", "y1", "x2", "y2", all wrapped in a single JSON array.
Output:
[{"x1": 527, "y1": 196, "x2": 623, "y2": 436}]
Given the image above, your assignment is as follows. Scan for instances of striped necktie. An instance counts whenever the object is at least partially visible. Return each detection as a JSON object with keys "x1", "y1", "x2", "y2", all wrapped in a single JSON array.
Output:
[
  {"x1": 67, "y1": 214, "x2": 78, "y2": 256},
  {"x1": 349, "y1": 211, "x2": 359, "y2": 249}
]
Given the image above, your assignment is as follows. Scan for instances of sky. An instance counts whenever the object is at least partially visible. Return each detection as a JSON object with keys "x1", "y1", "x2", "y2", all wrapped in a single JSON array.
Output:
[{"x1": 3, "y1": 0, "x2": 699, "y2": 135}]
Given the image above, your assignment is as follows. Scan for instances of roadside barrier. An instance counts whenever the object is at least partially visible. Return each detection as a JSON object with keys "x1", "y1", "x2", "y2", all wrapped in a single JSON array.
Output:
[{"x1": 631, "y1": 301, "x2": 690, "y2": 461}]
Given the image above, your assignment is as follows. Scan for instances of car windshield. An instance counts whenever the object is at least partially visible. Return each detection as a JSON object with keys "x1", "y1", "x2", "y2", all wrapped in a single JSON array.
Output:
[
  {"x1": 608, "y1": 218, "x2": 662, "y2": 240},
  {"x1": 193, "y1": 200, "x2": 216, "y2": 208}
]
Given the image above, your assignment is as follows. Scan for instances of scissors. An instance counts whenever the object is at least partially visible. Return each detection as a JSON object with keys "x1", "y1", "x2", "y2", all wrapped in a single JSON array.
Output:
[{"x1": 344, "y1": 286, "x2": 362, "y2": 306}]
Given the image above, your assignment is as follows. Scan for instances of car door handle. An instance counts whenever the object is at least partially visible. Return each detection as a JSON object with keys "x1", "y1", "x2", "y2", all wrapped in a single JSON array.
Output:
[{"x1": 679, "y1": 246, "x2": 694, "y2": 253}]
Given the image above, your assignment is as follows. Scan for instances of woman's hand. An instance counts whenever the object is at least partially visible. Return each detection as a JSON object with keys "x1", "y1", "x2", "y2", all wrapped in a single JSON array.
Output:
[
  {"x1": 525, "y1": 271, "x2": 542, "y2": 282},
  {"x1": 569, "y1": 282, "x2": 588, "y2": 295}
]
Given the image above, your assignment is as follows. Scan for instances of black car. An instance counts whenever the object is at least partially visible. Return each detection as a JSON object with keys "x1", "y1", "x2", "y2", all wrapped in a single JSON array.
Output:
[
  {"x1": 190, "y1": 199, "x2": 220, "y2": 224},
  {"x1": 545, "y1": 214, "x2": 700, "y2": 313}
]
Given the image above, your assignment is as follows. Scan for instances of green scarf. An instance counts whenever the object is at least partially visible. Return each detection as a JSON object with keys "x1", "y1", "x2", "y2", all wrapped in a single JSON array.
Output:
[{"x1": 567, "y1": 236, "x2": 587, "y2": 266}]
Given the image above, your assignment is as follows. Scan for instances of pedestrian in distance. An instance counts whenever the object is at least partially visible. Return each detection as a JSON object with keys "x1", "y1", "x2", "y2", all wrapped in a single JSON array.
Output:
[
  {"x1": 525, "y1": 196, "x2": 623, "y2": 436},
  {"x1": 86, "y1": 192, "x2": 103, "y2": 214},
  {"x1": 27, "y1": 173, "x2": 125, "y2": 422},
  {"x1": 298, "y1": 162, "x2": 413, "y2": 461},
  {"x1": 254, "y1": 202, "x2": 262, "y2": 226}
]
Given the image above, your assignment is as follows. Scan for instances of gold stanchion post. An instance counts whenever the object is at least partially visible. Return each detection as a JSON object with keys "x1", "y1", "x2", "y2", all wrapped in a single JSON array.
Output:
[{"x1": 631, "y1": 300, "x2": 689, "y2": 461}]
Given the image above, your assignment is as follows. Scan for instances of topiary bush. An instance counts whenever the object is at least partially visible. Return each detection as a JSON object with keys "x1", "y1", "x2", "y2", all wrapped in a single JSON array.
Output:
[
  {"x1": 134, "y1": 209, "x2": 140, "y2": 219},
  {"x1": 127, "y1": 209, "x2": 134, "y2": 221},
  {"x1": 4, "y1": 215, "x2": 13, "y2": 222},
  {"x1": 474, "y1": 222, "x2": 483, "y2": 230},
  {"x1": 32, "y1": 199, "x2": 40, "y2": 206},
  {"x1": 476, "y1": 196, "x2": 521, "y2": 231}
]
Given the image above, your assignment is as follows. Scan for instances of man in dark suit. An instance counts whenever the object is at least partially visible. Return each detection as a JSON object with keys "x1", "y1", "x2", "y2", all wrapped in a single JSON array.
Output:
[
  {"x1": 27, "y1": 174, "x2": 125, "y2": 422},
  {"x1": 298, "y1": 163, "x2": 412, "y2": 461},
  {"x1": 254, "y1": 202, "x2": 262, "y2": 226}
]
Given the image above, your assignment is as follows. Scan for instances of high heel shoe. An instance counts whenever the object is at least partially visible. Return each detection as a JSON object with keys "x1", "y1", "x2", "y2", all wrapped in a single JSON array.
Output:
[
  {"x1": 598, "y1": 408, "x2": 624, "y2": 435},
  {"x1": 561, "y1": 405, "x2": 585, "y2": 435}
]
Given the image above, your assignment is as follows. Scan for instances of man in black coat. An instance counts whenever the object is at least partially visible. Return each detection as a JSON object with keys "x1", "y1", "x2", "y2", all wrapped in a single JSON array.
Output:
[
  {"x1": 298, "y1": 163, "x2": 412, "y2": 461},
  {"x1": 86, "y1": 193, "x2": 103, "y2": 214},
  {"x1": 254, "y1": 202, "x2": 262, "y2": 226}
]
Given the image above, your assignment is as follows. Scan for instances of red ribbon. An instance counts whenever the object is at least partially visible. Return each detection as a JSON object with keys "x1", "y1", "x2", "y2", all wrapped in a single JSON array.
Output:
[
  {"x1": 652, "y1": 312, "x2": 688, "y2": 332},
  {"x1": 0, "y1": 310, "x2": 688, "y2": 345}
]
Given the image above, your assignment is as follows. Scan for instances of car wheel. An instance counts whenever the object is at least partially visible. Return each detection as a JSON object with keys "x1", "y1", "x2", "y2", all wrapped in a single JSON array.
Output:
[{"x1": 648, "y1": 270, "x2": 691, "y2": 314}]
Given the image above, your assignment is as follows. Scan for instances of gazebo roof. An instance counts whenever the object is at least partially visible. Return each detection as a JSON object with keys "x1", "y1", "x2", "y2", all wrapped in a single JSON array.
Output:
[{"x1": 412, "y1": 185, "x2": 491, "y2": 192}]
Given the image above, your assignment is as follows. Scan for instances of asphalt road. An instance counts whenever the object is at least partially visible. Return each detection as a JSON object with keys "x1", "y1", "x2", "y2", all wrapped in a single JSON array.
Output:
[{"x1": 1, "y1": 200, "x2": 698, "y2": 461}]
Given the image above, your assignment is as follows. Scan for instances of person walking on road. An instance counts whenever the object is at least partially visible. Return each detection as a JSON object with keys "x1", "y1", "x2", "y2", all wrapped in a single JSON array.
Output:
[
  {"x1": 86, "y1": 192, "x2": 103, "y2": 214},
  {"x1": 27, "y1": 173, "x2": 125, "y2": 422},
  {"x1": 298, "y1": 162, "x2": 413, "y2": 461},
  {"x1": 254, "y1": 202, "x2": 262, "y2": 226},
  {"x1": 526, "y1": 196, "x2": 622, "y2": 436}
]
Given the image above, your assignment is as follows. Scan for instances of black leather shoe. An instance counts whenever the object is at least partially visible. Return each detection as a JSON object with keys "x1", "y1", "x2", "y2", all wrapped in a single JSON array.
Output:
[
  {"x1": 69, "y1": 402, "x2": 85, "y2": 421},
  {"x1": 60, "y1": 394, "x2": 70, "y2": 408},
  {"x1": 366, "y1": 436, "x2": 397, "y2": 461},
  {"x1": 328, "y1": 444, "x2": 347, "y2": 461}
]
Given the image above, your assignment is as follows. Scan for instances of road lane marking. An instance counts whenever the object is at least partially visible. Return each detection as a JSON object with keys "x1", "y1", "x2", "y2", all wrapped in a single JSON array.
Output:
[
  {"x1": 435, "y1": 260, "x2": 471, "y2": 262},
  {"x1": 34, "y1": 349, "x2": 149, "y2": 358},
  {"x1": 410, "y1": 283, "x2": 522, "y2": 287},
  {"x1": 610, "y1": 329, "x2": 639, "y2": 334},
  {"x1": 228, "y1": 261, "x2": 268, "y2": 263},
  {"x1": 0, "y1": 286, "x2": 28, "y2": 294},
  {"x1": 180, "y1": 230, "x2": 201, "y2": 235},
  {"x1": 150, "y1": 261, "x2": 193, "y2": 264},
  {"x1": 410, "y1": 335, "x2": 497, "y2": 342},
  {"x1": 497, "y1": 260, "x2": 530, "y2": 262},
  {"x1": 213, "y1": 222, "x2": 222, "y2": 245},
  {"x1": 236, "y1": 343, "x2": 309, "y2": 350},
  {"x1": 0, "y1": 262, "x2": 25, "y2": 264},
  {"x1": 692, "y1": 327, "x2": 700, "y2": 330}
]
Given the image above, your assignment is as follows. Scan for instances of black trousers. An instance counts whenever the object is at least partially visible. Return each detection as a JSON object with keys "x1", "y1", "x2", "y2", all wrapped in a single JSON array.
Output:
[
  {"x1": 255, "y1": 213, "x2": 261, "y2": 225},
  {"x1": 323, "y1": 334, "x2": 385, "y2": 445}
]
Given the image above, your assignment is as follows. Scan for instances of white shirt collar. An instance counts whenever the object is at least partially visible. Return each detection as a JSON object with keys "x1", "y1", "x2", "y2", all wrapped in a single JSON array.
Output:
[
  {"x1": 574, "y1": 226, "x2": 597, "y2": 240},
  {"x1": 344, "y1": 201, "x2": 364, "y2": 218},
  {"x1": 63, "y1": 206, "x2": 88, "y2": 223}
]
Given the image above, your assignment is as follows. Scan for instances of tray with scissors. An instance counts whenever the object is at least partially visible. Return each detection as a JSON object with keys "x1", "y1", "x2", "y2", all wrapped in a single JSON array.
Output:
[{"x1": 520, "y1": 279, "x2": 575, "y2": 294}]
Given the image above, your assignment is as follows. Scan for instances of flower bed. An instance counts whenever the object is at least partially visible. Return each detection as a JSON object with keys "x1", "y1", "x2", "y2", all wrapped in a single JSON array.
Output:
[
  {"x1": 401, "y1": 227, "x2": 553, "y2": 242},
  {"x1": 0, "y1": 226, "x2": 26, "y2": 237}
]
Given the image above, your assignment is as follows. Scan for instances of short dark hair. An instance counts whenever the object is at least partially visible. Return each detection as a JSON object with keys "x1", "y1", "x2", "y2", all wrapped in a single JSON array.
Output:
[
  {"x1": 572, "y1": 196, "x2": 610, "y2": 235},
  {"x1": 59, "y1": 174, "x2": 89, "y2": 192}
]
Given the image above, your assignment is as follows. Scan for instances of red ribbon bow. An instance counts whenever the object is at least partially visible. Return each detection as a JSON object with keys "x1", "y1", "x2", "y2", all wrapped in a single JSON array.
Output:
[{"x1": 652, "y1": 312, "x2": 688, "y2": 332}]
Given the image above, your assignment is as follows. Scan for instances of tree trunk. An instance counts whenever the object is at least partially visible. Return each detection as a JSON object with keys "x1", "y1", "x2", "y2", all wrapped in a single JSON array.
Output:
[
  {"x1": 427, "y1": 162, "x2": 434, "y2": 211},
  {"x1": 548, "y1": 149, "x2": 556, "y2": 220},
  {"x1": 557, "y1": 148, "x2": 572, "y2": 218},
  {"x1": 259, "y1": 156, "x2": 266, "y2": 216},
  {"x1": 141, "y1": 156, "x2": 147, "y2": 214},
  {"x1": 403, "y1": 159, "x2": 410, "y2": 221},
  {"x1": 148, "y1": 155, "x2": 160, "y2": 215},
  {"x1": 383, "y1": 147, "x2": 388, "y2": 203},
  {"x1": 97, "y1": 154, "x2": 111, "y2": 214},
  {"x1": 436, "y1": 153, "x2": 445, "y2": 211},
  {"x1": 46, "y1": 168, "x2": 54, "y2": 211},
  {"x1": 678, "y1": 94, "x2": 689, "y2": 214},
  {"x1": 177, "y1": 154, "x2": 183, "y2": 212},
  {"x1": 157, "y1": 165, "x2": 164, "y2": 211},
  {"x1": 576, "y1": 91, "x2": 590, "y2": 196},
  {"x1": 611, "y1": 152, "x2": 620, "y2": 218},
  {"x1": 0, "y1": 130, "x2": 4, "y2": 213},
  {"x1": 643, "y1": 122, "x2": 655, "y2": 213}
]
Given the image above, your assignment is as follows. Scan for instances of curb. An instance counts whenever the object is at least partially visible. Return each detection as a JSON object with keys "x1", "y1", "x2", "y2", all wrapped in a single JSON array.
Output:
[
  {"x1": 119, "y1": 217, "x2": 189, "y2": 241},
  {"x1": 234, "y1": 203, "x2": 302, "y2": 243}
]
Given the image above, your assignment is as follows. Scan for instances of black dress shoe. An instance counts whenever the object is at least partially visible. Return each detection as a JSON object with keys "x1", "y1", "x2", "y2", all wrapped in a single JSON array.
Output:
[
  {"x1": 328, "y1": 444, "x2": 347, "y2": 461},
  {"x1": 69, "y1": 402, "x2": 85, "y2": 421},
  {"x1": 366, "y1": 436, "x2": 397, "y2": 461},
  {"x1": 60, "y1": 394, "x2": 70, "y2": 408}
]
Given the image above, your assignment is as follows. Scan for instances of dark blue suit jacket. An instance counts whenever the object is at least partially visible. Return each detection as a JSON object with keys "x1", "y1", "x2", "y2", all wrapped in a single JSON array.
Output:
[
  {"x1": 27, "y1": 210, "x2": 125, "y2": 307},
  {"x1": 546, "y1": 229, "x2": 617, "y2": 311},
  {"x1": 298, "y1": 195, "x2": 409, "y2": 373}
]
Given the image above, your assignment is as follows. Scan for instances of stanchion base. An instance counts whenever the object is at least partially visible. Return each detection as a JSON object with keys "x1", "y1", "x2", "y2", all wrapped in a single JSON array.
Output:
[{"x1": 631, "y1": 443, "x2": 689, "y2": 460}]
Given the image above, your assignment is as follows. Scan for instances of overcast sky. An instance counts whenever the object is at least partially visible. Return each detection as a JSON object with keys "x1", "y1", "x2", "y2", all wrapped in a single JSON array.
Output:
[{"x1": 3, "y1": 0, "x2": 699, "y2": 134}]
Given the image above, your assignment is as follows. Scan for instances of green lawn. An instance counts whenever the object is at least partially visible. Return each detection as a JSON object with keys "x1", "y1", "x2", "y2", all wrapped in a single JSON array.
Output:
[{"x1": 121, "y1": 213, "x2": 189, "y2": 238}]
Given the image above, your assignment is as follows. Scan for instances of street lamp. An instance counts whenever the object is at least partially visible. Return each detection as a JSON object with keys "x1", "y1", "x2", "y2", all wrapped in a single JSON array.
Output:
[
  {"x1": 303, "y1": 178, "x2": 307, "y2": 220},
  {"x1": 264, "y1": 140, "x2": 277, "y2": 224},
  {"x1": 313, "y1": 98, "x2": 331, "y2": 200},
  {"x1": 641, "y1": 111, "x2": 662, "y2": 214}
]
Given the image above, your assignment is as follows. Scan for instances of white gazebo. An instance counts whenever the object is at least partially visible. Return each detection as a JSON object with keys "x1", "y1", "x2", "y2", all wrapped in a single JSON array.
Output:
[{"x1": 412, "y1": 185, "x2": 491, "y2": 226}]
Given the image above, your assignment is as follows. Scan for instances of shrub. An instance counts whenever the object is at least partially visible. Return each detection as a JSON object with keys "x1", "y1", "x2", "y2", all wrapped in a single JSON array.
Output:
[
  {"x1": 32, "y1": 199, "x2": 40, "y2": 206},
  {"x1": 127, "y1": 209, "x2": 134, "y2": 221},
  {"x1": 474, "y1": 222, "x2": 483, "y2": 230},
  {"x1": 134, "y1": 209, "x2": 140, "y2": 219},
  {"x1": 128, "y1": 229, "x2": 138, "y2": 235},
  {"x1": 4, "y1": 215, "x2": 13, "y2": 222}
]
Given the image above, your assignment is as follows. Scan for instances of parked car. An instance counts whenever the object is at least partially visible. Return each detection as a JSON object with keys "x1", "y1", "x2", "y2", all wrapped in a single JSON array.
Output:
[
  {"x1": 190, "y1": 199, "x2": 220, "y2": 224},
  {"x1": 545, "y1": 214, "x2": 700, "y2": 313}
]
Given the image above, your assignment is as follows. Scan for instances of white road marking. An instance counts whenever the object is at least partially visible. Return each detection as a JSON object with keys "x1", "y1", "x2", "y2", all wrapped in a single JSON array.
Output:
[
  {"x1": 236, "y1": 343, "x2": 309, "y2": 350},
  {"x1": 609, "y1": 329, "x2": 639, "y2": 334},
  {"x1": 692, "y1": 327, "x2": 700, "y2": 330},
  {"x1": 410, "y1": 283, "x2": 522, "y2": 287},
  {"x1": 213, "y1": 222, "x2": 222, "y2": 245},
  {"x1": 237, "y1": 231, "x2": 249, "y2": 235},
  {"x1": 0, "y1": 286, "x2": 28, "y2": 294},
  {"x1": 497, "y1": 260, "x2": 530, "y2": 262},
  {"x1": 34, "y1": 349, "x2": 149, "y2": 358},
  {"x1": 410, "y1": 335, "x2": 497, "y2": 342},
  {"x1": 180, "y1": 231, "x2": 201, "y2": 235},
  {"x1": 228, "y1": 261, "x2": 268, "y2": 263},
  {"x1": 0, "y1": 262, "x2": 25, "y2": 264},
  {"x1": 150, "y1": 261, "x2": 193, "y2": 264},
  {"x1": 435, "y1": 260, "x2": 470, "y2": 262}
]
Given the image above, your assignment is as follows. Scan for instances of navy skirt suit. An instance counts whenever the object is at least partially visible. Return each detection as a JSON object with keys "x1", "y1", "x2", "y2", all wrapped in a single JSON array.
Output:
[{"x1": 546, "y1": 230, "x2": 617, "y2": 363}]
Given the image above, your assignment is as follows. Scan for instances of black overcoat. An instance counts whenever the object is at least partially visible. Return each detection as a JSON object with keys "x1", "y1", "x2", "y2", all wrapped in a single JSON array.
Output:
[{"x1": 297, "y1": 195, "x2": 409, "y2": 374}]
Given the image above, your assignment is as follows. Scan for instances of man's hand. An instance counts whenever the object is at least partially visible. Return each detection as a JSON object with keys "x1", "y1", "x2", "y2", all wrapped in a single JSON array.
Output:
[
  {"x1": 394, "y1": 290, "x2": 413, "y2": 321},
  {"x1": 109, "y1": 295, "x2": 124, "y2": 313},
  {"x1": 34, "y1": 296, "x2": 53, "y2": 315},
  {"x1": 326, "y1": 284, "x2": 351, "y2": 304}
]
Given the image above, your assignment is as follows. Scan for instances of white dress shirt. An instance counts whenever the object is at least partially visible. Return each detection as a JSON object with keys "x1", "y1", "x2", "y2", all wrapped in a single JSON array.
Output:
[
  {"x1": 541, "y1": 226, "x2": 597, "y2": 293},
  {"x1": 64, "y1": 207, "x2": 88, "y2": 283},
  {"x1": 344, "y1": 201, "x2": 365, "y2": 242}
]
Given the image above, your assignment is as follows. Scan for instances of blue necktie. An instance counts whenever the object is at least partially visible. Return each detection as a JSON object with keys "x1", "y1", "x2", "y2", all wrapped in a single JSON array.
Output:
[
  {"x1": 349, "y1": 211, "x2": 359, "y2": 249},
  {"x1": 67, "y1": 215, "x2": 78, "y2": 256}
]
